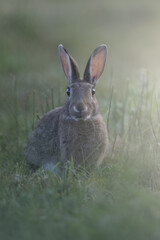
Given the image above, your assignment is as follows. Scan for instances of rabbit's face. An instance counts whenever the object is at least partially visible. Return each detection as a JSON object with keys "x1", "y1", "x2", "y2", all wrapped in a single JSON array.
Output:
[
  {"x1": 66, "y1": 82, "x2": 98, "y2": 120},
  {"x1": 59, "y1": 44, "x2": 107, "y2": 120}
]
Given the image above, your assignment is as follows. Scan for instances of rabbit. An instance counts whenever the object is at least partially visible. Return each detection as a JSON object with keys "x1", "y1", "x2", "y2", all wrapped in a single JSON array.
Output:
[{"x1": 26, "y1": 44, "x2": 108, "y2": 172}]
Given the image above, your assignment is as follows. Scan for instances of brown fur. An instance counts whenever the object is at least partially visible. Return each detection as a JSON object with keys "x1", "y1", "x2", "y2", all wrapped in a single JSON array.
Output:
[{"x1": 26, "y1": 44, "x2": 108, "y2": 171}]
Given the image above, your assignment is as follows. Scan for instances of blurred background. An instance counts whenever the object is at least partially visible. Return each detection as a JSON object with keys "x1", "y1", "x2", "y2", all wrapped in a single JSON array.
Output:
[
  {"x1": 1, "y1": 0, "x2": 160, "y2": 74},
  {"x1": 1, "y1": 1, "x2": 160, "y2": 239}
]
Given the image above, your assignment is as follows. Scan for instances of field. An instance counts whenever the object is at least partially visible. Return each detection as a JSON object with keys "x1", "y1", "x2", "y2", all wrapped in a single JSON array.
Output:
[{"x1": 1, "y1": 0, "x2": 160, "y2": 239}]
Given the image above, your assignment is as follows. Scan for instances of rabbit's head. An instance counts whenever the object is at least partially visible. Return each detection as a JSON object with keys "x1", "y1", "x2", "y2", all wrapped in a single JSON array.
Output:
[{"x1": 59, "y1": 44, "x2": 107, "y2": 121}]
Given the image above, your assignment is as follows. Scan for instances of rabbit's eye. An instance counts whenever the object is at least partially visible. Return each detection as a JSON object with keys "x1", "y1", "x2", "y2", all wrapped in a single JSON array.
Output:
[
  {"x1": 66, "y1": 87, "x2": 70, "y2": 96},
  {"x1": 92, "y1": 88, "x2": 95, "y2": 95}
]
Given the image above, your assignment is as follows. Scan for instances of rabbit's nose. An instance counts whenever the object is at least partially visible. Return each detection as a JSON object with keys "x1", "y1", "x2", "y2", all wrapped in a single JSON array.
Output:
[{"x1": 73, "y1": 104, "x2": 88, "y2": 113}]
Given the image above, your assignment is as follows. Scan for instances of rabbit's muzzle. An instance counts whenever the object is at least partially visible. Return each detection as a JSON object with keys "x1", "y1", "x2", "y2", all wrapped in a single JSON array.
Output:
[
  {"x1": 69, "y1": 102, "x2": 91, "y2": 120},
  {"x1": 73, "y1": 104, "x2": 88, "y2": 113}
]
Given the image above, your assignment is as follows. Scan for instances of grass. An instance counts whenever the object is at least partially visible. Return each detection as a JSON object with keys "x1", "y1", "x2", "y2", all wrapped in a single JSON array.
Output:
[{"x1": 1, "y1": 0, "x2": 160, "y2": 239}]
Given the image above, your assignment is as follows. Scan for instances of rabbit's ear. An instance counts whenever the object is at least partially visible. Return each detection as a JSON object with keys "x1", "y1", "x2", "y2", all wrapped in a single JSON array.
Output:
[
  {"x1": 59, "y1": 44, "x2": 80, "y2": 84},
  {"x1": 83, "y1": 44, "x2": 107, "y2": 85}
]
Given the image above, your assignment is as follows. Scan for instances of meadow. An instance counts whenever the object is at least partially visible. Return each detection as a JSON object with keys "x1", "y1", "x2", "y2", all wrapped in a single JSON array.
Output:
[{"x1": 1, "y1": 0, "x2": 160, "y2": 239}]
